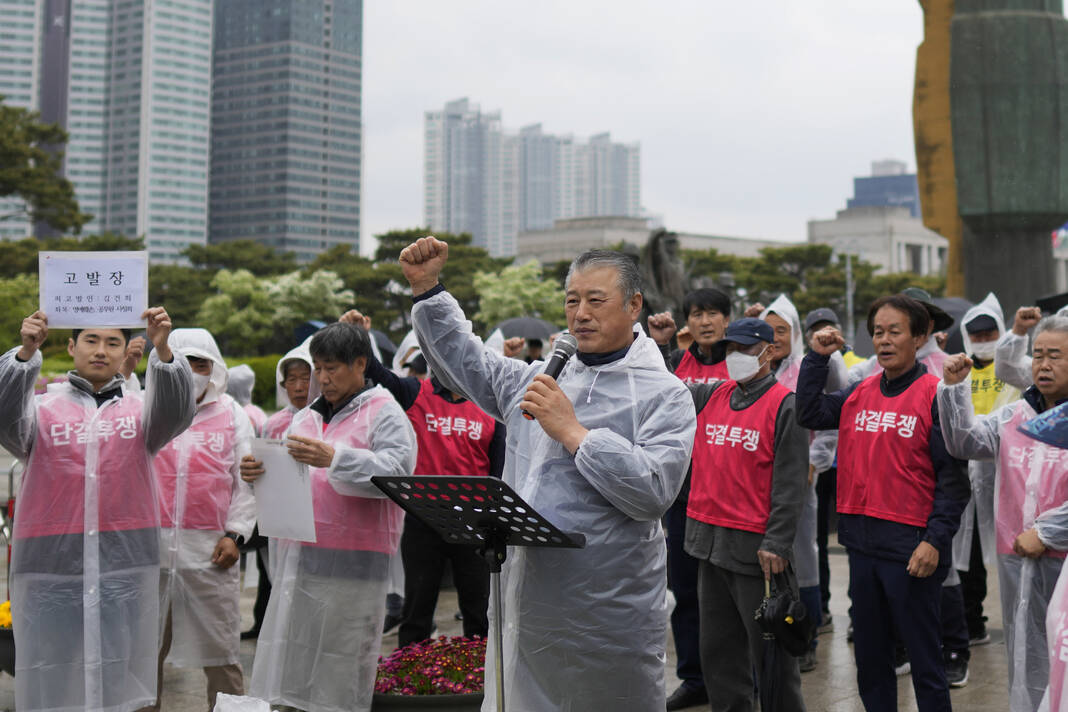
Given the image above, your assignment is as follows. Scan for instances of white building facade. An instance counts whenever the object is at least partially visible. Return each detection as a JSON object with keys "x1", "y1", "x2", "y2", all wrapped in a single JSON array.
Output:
[{"x1": 807, "y1": 206, "x2": 948, "y2": 276}]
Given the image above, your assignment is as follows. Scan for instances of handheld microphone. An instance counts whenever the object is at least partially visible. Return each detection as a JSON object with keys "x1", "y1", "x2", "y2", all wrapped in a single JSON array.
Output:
[{"x1": 521, "y1": 333, "x2": 578, "y2": 420}]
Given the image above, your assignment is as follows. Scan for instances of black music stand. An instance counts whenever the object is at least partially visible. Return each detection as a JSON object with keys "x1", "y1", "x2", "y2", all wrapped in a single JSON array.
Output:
[{"x1": 372, "y1": 475, "x2": 586, "y2": 712}]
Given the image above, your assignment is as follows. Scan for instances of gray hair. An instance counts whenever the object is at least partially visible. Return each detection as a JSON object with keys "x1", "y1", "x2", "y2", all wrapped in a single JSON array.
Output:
[
  {"x1": 565, "y1": 250, "x2": 642, "y2": 303},
  {"x1": 1036, "y1": 314, "x2": 1068, "y2": 337}
]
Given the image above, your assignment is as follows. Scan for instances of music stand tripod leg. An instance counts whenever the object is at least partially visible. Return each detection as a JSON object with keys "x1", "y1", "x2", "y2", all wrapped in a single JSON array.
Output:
[{"x1": 481, "y1": 526, "x2": 508, "y2": 712}]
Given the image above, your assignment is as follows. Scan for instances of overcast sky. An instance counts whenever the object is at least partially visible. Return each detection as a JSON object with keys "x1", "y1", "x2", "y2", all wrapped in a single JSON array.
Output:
[{"x1": 361, "y1": 1, "x2": 924, "y2": 255}]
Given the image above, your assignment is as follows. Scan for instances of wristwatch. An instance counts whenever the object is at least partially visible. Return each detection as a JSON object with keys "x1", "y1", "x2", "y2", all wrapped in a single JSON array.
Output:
[{"x1": 223, "y1": 531, "x2": 245, "y2": 547}]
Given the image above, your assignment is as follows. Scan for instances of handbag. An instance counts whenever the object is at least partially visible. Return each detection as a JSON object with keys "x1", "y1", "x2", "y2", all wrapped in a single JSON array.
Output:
[{"x1": 753, "y1": 569, "x2": 813, "y2": 657}]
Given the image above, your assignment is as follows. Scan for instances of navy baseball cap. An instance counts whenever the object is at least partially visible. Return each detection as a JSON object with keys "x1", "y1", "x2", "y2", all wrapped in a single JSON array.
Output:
[
  {"x1": 722, "y1": 318, "x2": 774, "y2": 346},
  {"x1": 804, "y1": 307, "x2": 840, "y2": 332},
  {"x1": 965, "y1": 314, "x2": 998, "y2": 334}
]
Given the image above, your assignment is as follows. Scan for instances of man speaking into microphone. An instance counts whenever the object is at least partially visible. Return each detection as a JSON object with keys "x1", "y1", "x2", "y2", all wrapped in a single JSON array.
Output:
[{"x1": 400, "y1": 238, "x2": 696, "y2": 711}]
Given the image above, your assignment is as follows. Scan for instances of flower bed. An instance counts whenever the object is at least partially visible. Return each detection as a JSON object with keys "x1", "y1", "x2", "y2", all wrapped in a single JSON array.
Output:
[{"x1": 375, "y1": 636, "x2": 485, "y2": 696}]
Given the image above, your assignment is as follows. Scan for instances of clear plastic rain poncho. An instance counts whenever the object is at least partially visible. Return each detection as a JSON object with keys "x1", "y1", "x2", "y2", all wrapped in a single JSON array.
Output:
[
  {"x1": 155, "y1": 329, "x2": 256, "y2": 669},
  {"x1": 228, "y1": 364, "x2": 267, "y2": 435},
  {"x1": 263, "y1": 340, "x2": 317, "y2": 440},
  {"x1": 0, "y1": 345, "x2": 195, "y2": 712},
  {"x1": 997, "y1": 305, "x2": 1068, "y2": 392},
  {"x1": 938, "y1": 381, "x2": 1068, "y2": 712},
  {"x1": 760, "y1": 295, "x2": 846, "y2": 588},
  {"x1": 249, "y1": 385, "x2": 416, "y2": 712},
  {"x1": 412, "y1": 290, "x2": 696, "y2": 711},
  {"x1": 953, "y1": 293, "x2": 1021, "y2": 572}
]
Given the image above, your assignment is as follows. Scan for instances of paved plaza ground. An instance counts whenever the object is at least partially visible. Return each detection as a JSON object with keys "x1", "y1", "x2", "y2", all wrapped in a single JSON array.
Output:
[{"x1": 0, "y1": 535, "x2": 1016, "y2": 711}]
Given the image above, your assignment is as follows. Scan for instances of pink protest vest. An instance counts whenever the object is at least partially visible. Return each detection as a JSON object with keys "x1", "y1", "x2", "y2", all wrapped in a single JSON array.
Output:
[
  {"x1": 262, "y1": 408, "x2": 295, "y2": 440},
  {"x1": 290, "y1": 391, "x2": 404, "y2": 554},
  {"x1": 1046, "y1": 571, "x2": 1068, "y2": 709},
  {"x1": 838, "y1": 373, "x2": 939, "y2": 528},
  {"x1": 155, "y1": 397, "x2": 238, "y2": 532},
  {"x1": 407, "y1": 379, "x2": 496, "y2": 478},
  {"x1": 996, "y1": 403, "x2": 1068, "y2": 559},
  {"x1": 244, "y1": 403, "x2": 267, "y2": 435},
  {"x1": 18, "y1": 387, "x2": 155, "y2": 539},
  {"x1": 674, "y1": 349, "x2": 729, "y2": 385},
  {"x1": 688, "y1": 381, "x2": 790, "y2": 534}
]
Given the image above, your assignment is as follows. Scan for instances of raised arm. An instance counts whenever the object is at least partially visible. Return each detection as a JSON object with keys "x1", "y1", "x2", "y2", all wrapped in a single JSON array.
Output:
[
  {"x1": 936, "y1": 354, "x2": 1004, "y2": 461},
  {"x1": 796, "y1": 327, "x2": 859, "y2": 430},
  {"x1": 994, "y1": 308, "x2": 1037, "y2": 391},
  {"x1": 0, "y1": 312, "x2": 52, "y2": 460},
  {"x1": 142, "y1": 307, "x2": 196, "y2": 455}
]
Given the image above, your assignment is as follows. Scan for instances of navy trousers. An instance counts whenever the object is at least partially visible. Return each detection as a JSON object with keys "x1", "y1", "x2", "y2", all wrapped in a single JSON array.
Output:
[
  {"x1": 664, "y1": 492, "x2": 705, "y2": 691},
  {"x1": 848, "y1": 550, "x2": 951, "y2": 712}
]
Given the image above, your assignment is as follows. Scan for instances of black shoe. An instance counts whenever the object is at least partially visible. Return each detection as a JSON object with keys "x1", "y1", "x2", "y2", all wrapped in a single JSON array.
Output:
[
  {"x1": 969, "y1": 629, "x2": 991, "y2": 647},
  {"x1": 240, "y1": 627, "x2": 260, "y2": 640},
  {"x1": 799, "y1": 649, "x2": 818, "y2": 673},
  {"x1": 383, "y1": 613, "x2": 403, "y2": 634},
  {"x1": 665, "y1": 684, "x2": 708, "y2": 711},
  {"x1": 945, "y1": 650, "x2": 969, "y2": 688},
  {"x1": 847, "y1": 623, "x2": 854, "y2": 643}
]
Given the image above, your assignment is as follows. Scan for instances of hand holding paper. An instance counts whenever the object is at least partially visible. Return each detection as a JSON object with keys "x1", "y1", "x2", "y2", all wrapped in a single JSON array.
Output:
[{"x1": 251, "y1": 439, "x2": 316, "y2": 542}]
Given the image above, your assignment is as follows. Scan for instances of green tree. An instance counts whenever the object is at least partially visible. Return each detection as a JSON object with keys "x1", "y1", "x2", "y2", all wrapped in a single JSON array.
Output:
[
  {"x1": 474, "y1": 261, "x2": 566, "y2": 327},
  {"x1": 367, "y1": 229, "x2": 508, "y2": 338},
  {"x1": 184, "y1": 240, "x2": 297, "y2": 276},
  {"x1": 149, "y1": 264, "x2": 215, "y2": 329},
  {"x1": 0, "y1": 99, "x2": 91, "y2": 233},
  {"x1": 270, "y1": 270, "x2": 355, "y2": 332},
  {"x1": 0, "y1": 233, "x2": 144, "y2": 278},
  {"x1": 196, "y1": 269, "x2": 275, "y2": 354},
  {"x1": 0, "y1": 273, "x2": 41, "y2": 348}
]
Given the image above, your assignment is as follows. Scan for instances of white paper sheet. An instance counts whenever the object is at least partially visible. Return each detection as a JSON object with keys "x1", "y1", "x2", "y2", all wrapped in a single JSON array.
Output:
[
  {"x1": 251, "y1": 439, "x2": 316, "y2": 543},
  {"x1": 39, "y1": 251, "x2": 149, "y2": 328}
]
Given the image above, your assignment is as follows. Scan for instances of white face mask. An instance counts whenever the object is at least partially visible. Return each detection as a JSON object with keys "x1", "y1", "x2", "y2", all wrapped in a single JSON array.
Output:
[
  {"x1": 970, "y1": 340, "x2": 997, "y2": 361},
  {"x1": 726, "y1": 346, "x2": 767, "y2": 383},
  {"x1": 192, "y1": 372, "x2": 211, "y2": 398}
]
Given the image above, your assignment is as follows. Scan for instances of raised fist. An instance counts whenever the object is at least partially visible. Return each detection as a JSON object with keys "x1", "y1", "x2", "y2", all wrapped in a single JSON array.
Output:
[
  {"x1": 399, "y1": 237, "x2": 449, "y2": 296},
  {"x1": 942, "y1": 353, "x2": 973, "y2": 386},
  {"x1": 809, "y1": 326, "x2": 844, "y2": 356}
]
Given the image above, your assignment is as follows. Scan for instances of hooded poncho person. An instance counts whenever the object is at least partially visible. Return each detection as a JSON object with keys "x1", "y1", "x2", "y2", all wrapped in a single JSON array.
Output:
[
  {"x1": 0, "y1": 336, "x2": 195, "y2": 712},
  {"x1": 154, "y1": 329, "x2": 256, "y2": 680},
  {"x1": 249, "y1": 381, "x2": 416, "y2": 712},
  {"x1": 263, "y1": 339, "x2": 317, "y2": 440},
  {"x1": 227, "y1": 364, "x2": 267, "y2": 434},
  {"x1": 952, "y1": 293, "x2": 1021, "y2": 575},
  {"x1": 760, "y1": 294, "x2": 847, "y2": 597},
  {"x1": 938, "y1": 371, "x2": 1068, "y2": 711},
  {"x1": 412, "y1": 289, "x2": 696, "y2": 711}
]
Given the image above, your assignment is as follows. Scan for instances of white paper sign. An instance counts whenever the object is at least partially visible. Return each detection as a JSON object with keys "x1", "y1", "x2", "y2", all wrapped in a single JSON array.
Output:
[
  {"x1": 251, "y1": 439, "x2": 317, "y2": 543},
  {"x1": 39, "y1": 251, "x2": 149, "y2": 328}
]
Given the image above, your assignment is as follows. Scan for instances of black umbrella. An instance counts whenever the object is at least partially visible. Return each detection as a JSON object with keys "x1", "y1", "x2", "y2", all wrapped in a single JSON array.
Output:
[
  {"x1": 931, "y1": 297, "x2": 974, "y2": 355},
  {"x1": 369, "y1": 329, "x2": 397, "y2": 363},
  {"x1": 492, "y1": 317, "x2": 559, "y2": 342},
  {"x1": 754, "y1": 573, "x2": 811, "y2": 711}
]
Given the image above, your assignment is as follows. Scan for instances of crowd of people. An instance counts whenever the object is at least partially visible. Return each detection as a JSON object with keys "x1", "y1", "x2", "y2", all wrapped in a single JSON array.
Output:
[{"x1": 2, "y1": 235, "x2": 1068, "y2": 712}]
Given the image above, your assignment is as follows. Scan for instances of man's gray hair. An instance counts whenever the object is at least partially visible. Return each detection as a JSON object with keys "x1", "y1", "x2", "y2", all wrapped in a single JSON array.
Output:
[
  {"x1": 565, "y1": 250, "x2": 643, "y2": 303},
  {"x1": 1036, "y1": 314, "x2": 1068, "y2": 336}
]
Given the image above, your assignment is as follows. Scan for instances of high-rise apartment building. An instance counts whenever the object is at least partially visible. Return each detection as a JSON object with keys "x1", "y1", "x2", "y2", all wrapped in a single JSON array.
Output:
[
  {"x1": 0, "y1": 0, "x2": 44, "y2": 240},
  {"x1": 33, "y1": 0, "x2": 214, "y2": 262},
  {"x1": 210, "y1": 0, "x2": 363, "y2": 262},
  {"x1": 424, "y1": 98, "x2": 641, "y2": 257}
]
